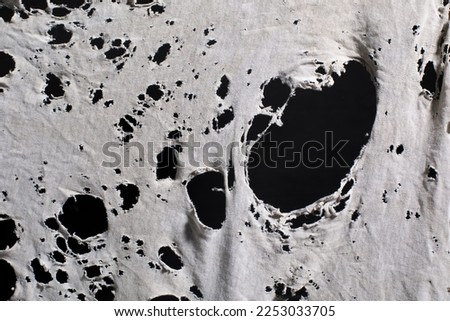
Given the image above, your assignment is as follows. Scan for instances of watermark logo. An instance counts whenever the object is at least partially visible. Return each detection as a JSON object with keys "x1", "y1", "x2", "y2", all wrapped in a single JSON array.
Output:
[{"x1": 101, "y1": 131, "x2": 349, "y2": 169}]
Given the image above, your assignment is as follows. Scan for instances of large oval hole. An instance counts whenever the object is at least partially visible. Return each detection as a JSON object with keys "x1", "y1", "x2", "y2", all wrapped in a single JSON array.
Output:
[{"x1": 247, "y1": 60, "x2": 377, "y2": 212}]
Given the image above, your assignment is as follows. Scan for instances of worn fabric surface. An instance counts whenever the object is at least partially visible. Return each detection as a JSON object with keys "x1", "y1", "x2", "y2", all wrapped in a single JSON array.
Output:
[{"x1": 0, "y1": 0, "x2": 449, "y2": 300}]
